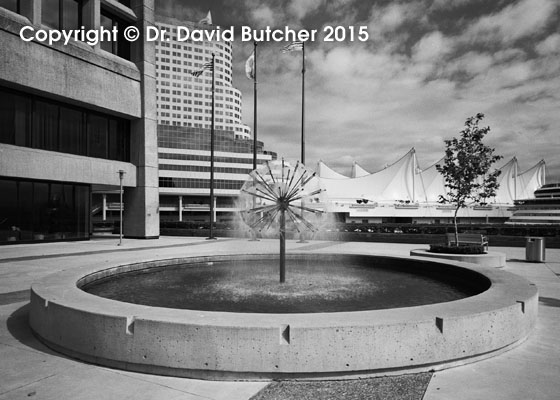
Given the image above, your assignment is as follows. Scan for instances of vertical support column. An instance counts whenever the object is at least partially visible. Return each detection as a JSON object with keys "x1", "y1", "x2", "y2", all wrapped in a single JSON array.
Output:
[
  {"x1": 212, "y1": 196, "x2": 217, "y2": 224},
  {"x1": 178, "y1": 195, "x2": 182, "y2": 222},
  {"x1": 102, "y1": 193, "x2": 107, "y2": 221},
  {"x1": 124, "y1": 0, "x2": 159, "y2": 239},
  {"x1": 118, "y1": 170, "x2": 124, "y2": 246}
]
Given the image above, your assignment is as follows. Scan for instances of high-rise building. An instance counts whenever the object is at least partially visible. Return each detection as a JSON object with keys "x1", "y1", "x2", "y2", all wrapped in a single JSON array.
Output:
[
  {"x1": 155, "y1": 16, "x2": 250, "y2": 139},
  {"x1": 154, "y1": 15, "x2": 276, "y2": 224},
  {"x1": 0, "y1": 0, "x2": 159, "y2": 243}
]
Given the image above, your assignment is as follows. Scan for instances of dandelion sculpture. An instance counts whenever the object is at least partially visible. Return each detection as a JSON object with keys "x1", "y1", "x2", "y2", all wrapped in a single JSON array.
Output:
[{"x1": 239, "y1": 160, "x2": 324, "y2": 283}]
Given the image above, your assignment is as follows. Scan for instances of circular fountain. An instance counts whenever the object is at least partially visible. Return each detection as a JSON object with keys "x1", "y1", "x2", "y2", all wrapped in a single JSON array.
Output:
[{"x1": 28, "y1": 162, "x2": 538, "y2": 380}]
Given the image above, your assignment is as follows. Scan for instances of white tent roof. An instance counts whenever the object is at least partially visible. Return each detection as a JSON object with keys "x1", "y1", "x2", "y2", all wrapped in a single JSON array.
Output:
[
  {"x1": 319, "y1": 148, "x2": 417, "y2": 202},
  {"x1": 351, "y1": 162, "x2": 370, "y2": 178},
  {"x1": 316, "y1": 160, "x2": 348, "y2": 179},
  {"x1": 492, "y1": 158, "x2": 518, "y2": 204},
  {"x1": 318, "y1": 150, "x2": 545, "y2": 206},
  {"x1": 516, "y1": 160, "x2": 546, "y2": 200},
  {"x1": 415, "y1": 157, "x2": 446, "y2": 203}
]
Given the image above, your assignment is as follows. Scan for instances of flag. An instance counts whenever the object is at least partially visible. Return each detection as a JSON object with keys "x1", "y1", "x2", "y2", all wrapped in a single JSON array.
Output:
[
  {"x1": 281, "y1": 41, "x2": 304, "y2": 53},
  {"x1": 199, "y1": 11, "x2": 212, "y2": 25},
  {"x1": 191, "y1": 60, "x2": 213, "y2": 77},
  {"x1": 245, "y1": 51, "x2": 255, "y2": 80}
]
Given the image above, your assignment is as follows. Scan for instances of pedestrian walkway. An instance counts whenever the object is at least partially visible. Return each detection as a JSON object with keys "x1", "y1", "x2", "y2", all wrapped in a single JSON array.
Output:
[{"x1": 0, "y1": 236, "x2": 559, "y2": 399}]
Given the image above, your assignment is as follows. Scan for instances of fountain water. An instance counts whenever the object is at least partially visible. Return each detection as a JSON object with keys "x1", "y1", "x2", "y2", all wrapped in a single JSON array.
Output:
[{"x1": 239, "y1": 160, "x2": 324, "y2": 282}]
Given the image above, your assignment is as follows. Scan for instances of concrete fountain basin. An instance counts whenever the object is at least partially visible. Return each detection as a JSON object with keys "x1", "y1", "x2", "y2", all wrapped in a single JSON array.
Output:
[{"x1": 29, "y1": 253, "x2": 538, "y2": 380}]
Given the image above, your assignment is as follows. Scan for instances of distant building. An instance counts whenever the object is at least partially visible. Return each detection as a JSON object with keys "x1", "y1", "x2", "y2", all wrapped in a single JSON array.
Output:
[
  {"x1": 155, "y1": 16, "x2": 251, "y2": 139},
  {"x1": 508, "y1": 183, "x2": 560, "y2": 225},
  {"x1": 0, "y1": 0, "x2": 158, "y2": 244},
  {"x1": 153, "y1": 15, "x2": 275, "y2": 223}
]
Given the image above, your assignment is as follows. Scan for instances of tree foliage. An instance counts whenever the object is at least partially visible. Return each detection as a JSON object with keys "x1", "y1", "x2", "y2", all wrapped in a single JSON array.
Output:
[{"x1": 436, "y1": 113, "x2": 502, "y2": 245}]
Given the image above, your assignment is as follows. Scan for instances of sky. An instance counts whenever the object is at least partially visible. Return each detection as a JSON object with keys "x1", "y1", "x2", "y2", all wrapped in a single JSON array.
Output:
[{"x1": 157, "y1": 0, "x2": 560, "y2": 180}]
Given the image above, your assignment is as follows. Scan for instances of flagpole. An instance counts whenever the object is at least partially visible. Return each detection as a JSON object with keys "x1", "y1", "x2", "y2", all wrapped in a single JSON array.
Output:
[
  {"x1": 301, "y1": 42, "x2": 305, "y2": 165},
  {"x1": 298, "y1": 42, "x2": 308, "y2": 243},
  {"x1": 253, "y1": 41, "x2": 258, "y2": 171},
  {"x1": 208, "y1": 53, "x2": 216, "y2": 240},
  {"x1": 249, "y1": 42, "x2": 260, "y2": 241}
]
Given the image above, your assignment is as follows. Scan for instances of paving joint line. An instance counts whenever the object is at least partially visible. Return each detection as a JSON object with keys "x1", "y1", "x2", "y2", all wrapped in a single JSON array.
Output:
[{"x1": 0, "y1": 238, "x2": 236, "y2": 264}]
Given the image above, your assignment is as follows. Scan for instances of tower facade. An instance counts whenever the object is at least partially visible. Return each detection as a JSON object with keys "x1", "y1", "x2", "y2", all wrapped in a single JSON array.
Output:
[
  {"x1": 154, "y1": 15, "x2": 275, "y2": 224},
  {"x1": 155, "y1": 17, "x2": 250, "y2": 139}
]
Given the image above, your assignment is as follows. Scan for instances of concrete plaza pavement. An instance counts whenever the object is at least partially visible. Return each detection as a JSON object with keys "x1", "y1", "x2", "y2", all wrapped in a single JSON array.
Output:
[{"x1": 0, "y1": 236, "x2": 559, "y2": 399}]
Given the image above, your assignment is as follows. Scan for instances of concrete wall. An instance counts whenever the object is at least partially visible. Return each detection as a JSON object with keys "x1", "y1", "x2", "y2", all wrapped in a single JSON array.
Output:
[{"x1": 0, "y1": 144, "x2": 136, "y2": 186}]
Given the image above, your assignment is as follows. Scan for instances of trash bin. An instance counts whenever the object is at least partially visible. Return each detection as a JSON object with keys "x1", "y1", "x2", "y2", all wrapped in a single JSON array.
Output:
[{"x1": 526, "y1": 237, "x2": 545, "y2": 262}]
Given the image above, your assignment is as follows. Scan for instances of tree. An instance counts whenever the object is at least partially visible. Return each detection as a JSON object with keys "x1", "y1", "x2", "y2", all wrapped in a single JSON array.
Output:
[{"x1": 436, "y1": 113, "x2": 502, "y2": 246}]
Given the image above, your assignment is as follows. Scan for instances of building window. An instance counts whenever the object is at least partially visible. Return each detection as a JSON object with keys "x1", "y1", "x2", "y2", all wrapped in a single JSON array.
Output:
[
  {"x1": 0, "y1": 0, "x2": 20, "y2": 13},
  {"x1": 0, "y1": 86, "x2": 130, "y2": 162},
  {"x1": 100, "y1": 8, "x2": 131, "y2": 60},
  {"x1": 0, "y1": 91, "x2": 30, "y2": 146},
  {"x1": 42, "y1": 0, "x2": 83, "y2": 30}
]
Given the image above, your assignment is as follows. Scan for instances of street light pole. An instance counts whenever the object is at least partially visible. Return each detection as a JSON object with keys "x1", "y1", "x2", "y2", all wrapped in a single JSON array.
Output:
[{"x1": 118, "y1": 170, "x2": 125, "y2": 246}]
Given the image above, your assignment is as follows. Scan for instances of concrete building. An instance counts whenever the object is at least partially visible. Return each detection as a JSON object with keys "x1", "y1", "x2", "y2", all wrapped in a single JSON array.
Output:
[
  {"x1": 0, "y1": 0, "x2": 159, "y2": 243},
  {"x1": 153, "y1": 15, "x2": 274, "y2": 224}
]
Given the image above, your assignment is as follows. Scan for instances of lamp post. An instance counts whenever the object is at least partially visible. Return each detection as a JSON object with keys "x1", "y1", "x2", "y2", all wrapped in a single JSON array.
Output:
[{"x1": 118, "y1": 170, "x2": 125, "y2": 246}]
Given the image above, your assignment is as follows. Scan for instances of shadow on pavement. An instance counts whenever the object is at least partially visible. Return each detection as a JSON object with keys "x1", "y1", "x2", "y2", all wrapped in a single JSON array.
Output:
[
  {"x1": 6, "y1": 303, "x2": 72, "y2": 359},
  {"x1": 539, "y1": 296, "x2": 560, "y2": 308}
]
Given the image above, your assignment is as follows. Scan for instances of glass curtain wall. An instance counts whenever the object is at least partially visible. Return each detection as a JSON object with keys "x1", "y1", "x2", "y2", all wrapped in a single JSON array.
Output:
[{"x1": 0, "y1": 178, "x2": 90, "y2": 243}]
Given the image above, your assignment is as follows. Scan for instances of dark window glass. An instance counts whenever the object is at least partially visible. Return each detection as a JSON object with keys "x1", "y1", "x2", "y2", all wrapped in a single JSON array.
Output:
[
  {"x1": 14, "y1": 95, "x2": 30, "y2": 146},
  {"x1": 100, "y1": 9, "x2": 131, "y2": 60},
  {"x1": 33, "y1": 101, "x2": 59, "y2": 151},
  {"x1": 0, "y1": 91, "x2": 30, "y2": 146},
  {"x1": 42, "y1": 0, "x2": 82, "y2": 30},
  {"x1": 42, "y1": 0, "x2": 60, "y2": 28},
  {"x1": 62, "y1": 0, "x2": 81, "y2": 30},
  {"x1": 0, "y1": 0, "x2": 19, "y2": 14},
  {"x1": 33, "y1": 182, "x2": 49, "y2": 238},
  {"x1": 0, "y1": 180, "x2": 18, "y2": 241},
  {"x1": 107, "y1": 119, "x2": 119, "y2": 160},
  {"x1": 100, "y1": 13, "x2": 113, "y2": 54},
  {"x1": 0, "y1": 91, "x2": 15, "y2": 144},
  {"x1": 108, "y1": 119, "x2": 130, "y2": 161},
  {"x1": 87, "y1": 114, "x2": 108, "y2": 158},
  {"x1": 18, "y1": 181, "x2": 33, "y2": 240},
  {"x1": 74, "y1": 184, "x2": 89, "y2": 236},
  {"x1": 0, "y1": 179, "x2": 91, "y2": 243},
  {"x1": 59, "y1": 107, "x2": 85, "y2": 155},
  {"x1": 1, "y1": 86, "x2": 129, "y2": 162}
]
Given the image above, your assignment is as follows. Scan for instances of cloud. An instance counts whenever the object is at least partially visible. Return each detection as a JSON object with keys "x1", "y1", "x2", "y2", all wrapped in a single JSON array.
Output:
[
  {"x1": 249, "y1": 4, "x2": 277, "y2": 27},
  {"x1": 412, "y1": 31, "x2": 455, "y2": 62},
  {"x1": 430, "y1": 0, "x2": 483, "y2": 10},
  {"x1": 536, "y1": 33, "x2": 560, "y2": 55},
  {"x1": 465, "y1": 0, "x2": 558, "y2": 44},
  {"x1": 367, "y1": 2, "x2": 426, "y2": 38},
  {"x1": 229, "y1": 0, "x2": 560, "y2": 178},
  {"x1": 288, "y1": 0, "x2": 325, "y2": 20}
]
